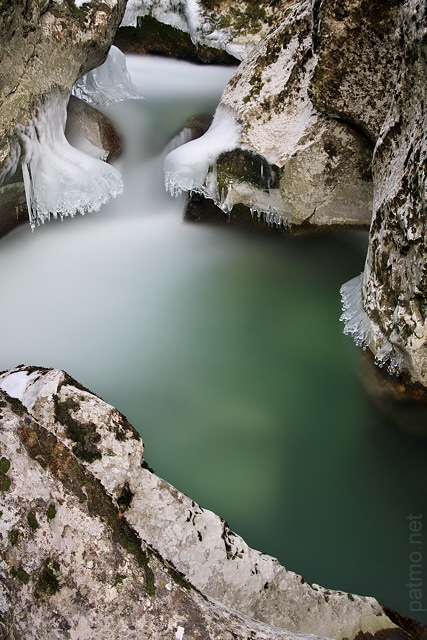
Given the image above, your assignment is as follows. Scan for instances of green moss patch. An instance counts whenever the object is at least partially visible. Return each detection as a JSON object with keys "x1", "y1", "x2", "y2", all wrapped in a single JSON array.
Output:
[
  {"x1": 35, "y1": 559, "x2": 60, "y2": 597},
  {"x1": 11, "y1": 566, "x2": 31, "y2": 584},
  {"x1": 0, "y1": 457, "x2": 11, "y2": 474},
  {"x1": 54, "y1": 395, "x2": 102, "y2": 463},
  {"x1": 0, "y1": 475, "x2": 11, "y2": 491},
  {"x1": 46, "y1": 503, "x2": 57, "y2": 519},
  {"x1": 216, "y1": 149, "x2": 279, "y2": 192}
]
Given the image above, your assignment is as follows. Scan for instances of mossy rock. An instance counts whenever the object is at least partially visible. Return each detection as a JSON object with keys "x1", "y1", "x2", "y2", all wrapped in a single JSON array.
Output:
[{"x1": 216, "y1": 149, "x2": 279, "y2": 192}]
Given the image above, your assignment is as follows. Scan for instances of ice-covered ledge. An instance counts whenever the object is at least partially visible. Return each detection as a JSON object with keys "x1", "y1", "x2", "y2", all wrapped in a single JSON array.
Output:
[{"x1": 0, "y1": 365, "x2": 413, "y2": 640}]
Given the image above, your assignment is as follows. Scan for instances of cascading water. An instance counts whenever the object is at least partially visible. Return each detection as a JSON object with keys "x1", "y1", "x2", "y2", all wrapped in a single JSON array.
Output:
[{"x1": 0, "y1": 54, "x2": 425, "y2": 623}]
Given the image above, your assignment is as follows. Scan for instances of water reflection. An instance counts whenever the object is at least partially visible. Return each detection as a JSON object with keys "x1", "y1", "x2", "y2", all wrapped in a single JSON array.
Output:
[{"x1": 0, "y1": 56, "x2": 425, "y2": 623}]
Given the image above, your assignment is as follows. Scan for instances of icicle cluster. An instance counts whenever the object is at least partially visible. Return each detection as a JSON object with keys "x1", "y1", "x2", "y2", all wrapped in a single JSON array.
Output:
[
  {"x1": 340, "y1": 273, "x2": 403, "y2": 374},
  {"x1": 249, "y1": 206, "x2": 287, "y2": 229},
  {"x1": 72, "y1": 46, "x2": 142, "y2": 107},
  {"x1": 16, "y1": 92, "x2": 123, "y2": 230}
]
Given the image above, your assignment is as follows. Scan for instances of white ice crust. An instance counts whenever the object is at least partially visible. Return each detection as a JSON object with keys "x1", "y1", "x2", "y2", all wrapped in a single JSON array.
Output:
[
  {"x1": 72, "y1": 46, "x2": 143, "y2": 107},
  {"x1": 16, "y1": 92, "x2": 123, "y2": 229}
]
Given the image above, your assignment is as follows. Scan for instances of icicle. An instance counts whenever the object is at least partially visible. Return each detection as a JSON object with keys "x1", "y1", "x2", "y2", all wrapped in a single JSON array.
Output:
[
  {"x1": 16, "y1": 92, "x2": 123, "y2": 230},
  {"x1": 72, "y1": 46, "x2": 143, "y2": 107},
  {"x1": 339, "y1": 273, "x2": 402, "y2": 374}
]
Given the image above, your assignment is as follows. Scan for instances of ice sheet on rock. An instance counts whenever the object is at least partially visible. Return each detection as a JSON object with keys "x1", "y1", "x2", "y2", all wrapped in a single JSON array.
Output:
[
  {"x1": 72, "y1": 46, "x2": 143, "y2": 107},
  {"x1": 164, "y1": 105, "x2": 240, "y2": 196},
  {"x1": 340, "y1": 273, "x2": 402, "y2": 374},
  {"x1": 16, "y1": 92, "x2": 123, "y2": 229}
]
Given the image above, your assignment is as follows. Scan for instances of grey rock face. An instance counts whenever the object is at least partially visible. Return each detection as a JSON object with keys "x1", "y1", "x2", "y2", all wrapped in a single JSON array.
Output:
[{"x1": 0, "y1": 366, "x2": 411, "y2": 640}]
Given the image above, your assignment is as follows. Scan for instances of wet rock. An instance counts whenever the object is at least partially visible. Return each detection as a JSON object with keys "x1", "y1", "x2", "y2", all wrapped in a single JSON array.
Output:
[
  {"x1": 66, "y1": 96, "x2": 122, "y2": 163},
  {"x1": 0, "y1": 365, "x2": 415, "y2": 640}
]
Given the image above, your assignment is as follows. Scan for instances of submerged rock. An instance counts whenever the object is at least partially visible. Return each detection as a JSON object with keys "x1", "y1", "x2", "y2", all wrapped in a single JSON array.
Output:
[{"x1": 0, "y1": 365, "x2": 416, "y2": 640}]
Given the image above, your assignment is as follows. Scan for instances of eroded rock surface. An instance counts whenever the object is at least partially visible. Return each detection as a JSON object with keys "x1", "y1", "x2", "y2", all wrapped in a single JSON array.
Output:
[{"x1": 0, "y1": 366, "x2": 413, "y2": 640}]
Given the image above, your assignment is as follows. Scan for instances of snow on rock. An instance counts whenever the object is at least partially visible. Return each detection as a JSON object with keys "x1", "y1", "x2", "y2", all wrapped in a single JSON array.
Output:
[
  {"x1": 72, "y1": 46, "x2": 143, "y2": 107},
  {"x1": 16, "y1": 91, "x2": 123, "y2": 229},
  {"x1": 0, "y1": 364, "x2": 411, "y2": 640}
]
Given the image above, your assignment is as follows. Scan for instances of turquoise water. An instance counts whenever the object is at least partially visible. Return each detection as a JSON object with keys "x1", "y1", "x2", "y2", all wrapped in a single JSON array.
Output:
[{"x1": 0, "y1": 56, "x2": 425, "y2": 623}]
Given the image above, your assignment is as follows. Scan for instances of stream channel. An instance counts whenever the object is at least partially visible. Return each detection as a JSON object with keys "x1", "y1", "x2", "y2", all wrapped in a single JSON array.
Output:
[{"x1": 0, "y1": 55, "x2": 426, "y2": 622}]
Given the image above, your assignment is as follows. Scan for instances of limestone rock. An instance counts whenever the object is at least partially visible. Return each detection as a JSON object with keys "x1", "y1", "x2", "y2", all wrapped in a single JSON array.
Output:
[
  {"x1": 114, "y1": 17, "x2": 236, "y2": 64},
  {"x1": 0, "y1": 365, "x2": 413, "y2": 640}
]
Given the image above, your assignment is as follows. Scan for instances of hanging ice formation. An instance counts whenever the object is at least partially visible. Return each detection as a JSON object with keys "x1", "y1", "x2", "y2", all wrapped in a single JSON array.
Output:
[
  {"x1": 164, "y1": 105, "x2": 241, "y2": 206},
  {"x1": 340, "y1": 273, "x2": 403, "y2": 374},
  {"x1": 11, "y1": 47, "x2": 144, "y2": 229},
  {"x1": 164, "y1": 105, "x2": 286, "y2": 226},
  {"x1": 16, "y1": 92, "x2": 123, "y2": 230},
  {"x1": 72, "y1": 46, "x2": 143, "y2": 107}
]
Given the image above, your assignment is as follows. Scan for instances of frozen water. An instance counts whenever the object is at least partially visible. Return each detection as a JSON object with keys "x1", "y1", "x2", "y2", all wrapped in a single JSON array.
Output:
[
  {"x1": 72, "y1": 46, "x2": 143, "y2": 107},
  {"x1": 16, "y1": 92, "x2": 123, "y2": 229},
  {"x1": 340, "y1": 273, "x2": 402, "y2": 374},
  {"x1": 164, "y1": 105, "x2": 240, "y2": 196}
]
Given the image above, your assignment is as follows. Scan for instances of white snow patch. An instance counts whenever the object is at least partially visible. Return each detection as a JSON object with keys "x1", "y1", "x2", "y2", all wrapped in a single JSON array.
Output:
[
  {"x1": 16, "y1": 91, "x2": 123, "y2": 229},
  {"x1": 72, "y1": 46, "x2": 143, "y2": 107},
  {"x1": 164, "y1": 105, "x2": 240, "y2": 196}
]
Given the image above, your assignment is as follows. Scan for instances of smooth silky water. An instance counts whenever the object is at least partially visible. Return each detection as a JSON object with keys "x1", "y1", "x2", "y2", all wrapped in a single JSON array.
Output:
[{"x1": 0, "y1": 56, "x2": 426, "y2": 622}]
